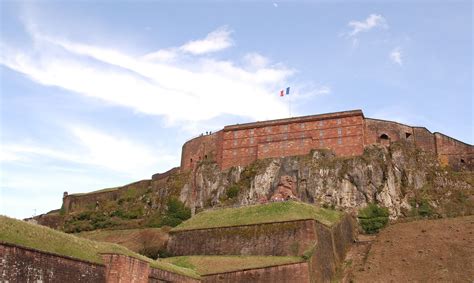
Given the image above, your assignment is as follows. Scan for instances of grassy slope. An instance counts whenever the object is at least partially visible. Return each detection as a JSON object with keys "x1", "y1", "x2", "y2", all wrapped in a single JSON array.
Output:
[
  {"x1": 77, "y1": 228, "x2": 168, "y2": 253},
  {"x1": 163, "y1": 255, "x2": 304, "y2": 275},
  {"x1": 172, "y1": 201, "x2": 343, "y2": 232},
  {"x1": 0, "y1": 216, "x2": 199, "y2": 279}
]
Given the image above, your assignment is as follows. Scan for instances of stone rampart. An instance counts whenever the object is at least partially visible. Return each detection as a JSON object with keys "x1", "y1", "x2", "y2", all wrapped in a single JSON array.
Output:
[
  {"x1": 167, "y1": 219, "x2": 318, "y2": 256},
  {"x1": 0, "y1": 242, "x2": 105, "y2": 282}
]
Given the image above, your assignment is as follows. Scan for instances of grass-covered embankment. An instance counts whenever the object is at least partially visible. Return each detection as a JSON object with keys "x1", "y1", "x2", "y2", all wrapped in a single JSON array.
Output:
[
  {"x1": 0, "y1": 216, "x2": 199, "y2": 279},
  {"x1": 162, "y1": 255, "x2": 304, "y2": 275},
  {"x1": 172, "y1": 201, "x2": 343, "y2": 232}
]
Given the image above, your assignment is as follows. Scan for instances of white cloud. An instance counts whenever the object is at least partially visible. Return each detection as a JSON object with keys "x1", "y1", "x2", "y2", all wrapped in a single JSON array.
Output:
[
  {"x1": 0, "y1": 126, "x2": 175, "y2": 177},
  {"x1": 389, "y1": 47, "x2": 403, "y2": 65},
  {"x1": 179, "y1": 26, "x2": 233, "y2": 55},
  {"x1": 243, "y1": 52, "x2": 269, "y2": 69},
  {"x1": 273, "y1": 3, "x2": 278, "y2": 8},
  {"x1": 1, "y1": 25, "x2": 293, "y2": 126},
  {"x1": 348, "y1": 14, "x2": 387, "y2": 37}
]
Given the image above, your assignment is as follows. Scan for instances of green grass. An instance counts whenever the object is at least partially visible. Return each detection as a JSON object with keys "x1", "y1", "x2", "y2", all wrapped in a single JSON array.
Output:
[
  {"x1": 172, "y1": 201, "x2": 343, "y2": 232},
  {"x1": 162, "y1": 255, "x2": 304, "y2": 275},
  {"x1": 69, "y1": 187, "x2": 120, "y2": 196},
  {"x1": 0, "y1": 216, "x2": 199, "y2": 279}
]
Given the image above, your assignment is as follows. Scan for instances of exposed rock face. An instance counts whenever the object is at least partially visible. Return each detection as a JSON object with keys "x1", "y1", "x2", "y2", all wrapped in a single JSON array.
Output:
[{"x1": 186, "y1": 142, "x2": 473, "y2": 219}]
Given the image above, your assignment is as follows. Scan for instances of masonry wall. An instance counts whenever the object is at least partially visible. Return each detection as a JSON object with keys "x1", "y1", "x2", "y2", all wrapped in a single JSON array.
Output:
[
  {"x1": 181, "y1": 132, "x2": 221, "y2": 170},
  {"x1": 167, "y1": 219, "x2": 318, "y2": 256},
  {"x1": 101, "y1": 253, "x2": 149, "y2": 283},
  {"x1": 0, "y1": 243, "x2": 105, "y2": 282},
  {"x1": 149, "y1": 268, "x2": 200, "y2": 283},
  {"x1": 435, "y1": 133, "x2": 474, "y2": 169},
  {"x1": 202, "y1": 262, "x2": 310, "y2": 283},
  {"x1": 63, "y1": 180, "x2": 151, "y2": 214},
  {"x1": 220, "y1": 110, "x2": 365, "y2": 169},
  {"x1": 364, "y1": 118, "x2": 415, "y2": 145}
]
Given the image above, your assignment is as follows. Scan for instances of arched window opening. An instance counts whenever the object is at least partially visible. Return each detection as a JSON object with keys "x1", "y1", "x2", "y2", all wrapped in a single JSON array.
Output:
[
  {"x1": 380, "y1": 134, "x2": 389, "y2": 140},
  {"x1": 190, "y1": 158, "x2": 193, "y2": 164},
  {"x1": 460, "y1": 159, "x2": 465, "y2": 164},
  {"x1": 379, "y1": 134, "x2": 390, "y2": 146},
  {"x1": 204, "y1": 155, "x2": 208, "y2": 159}
]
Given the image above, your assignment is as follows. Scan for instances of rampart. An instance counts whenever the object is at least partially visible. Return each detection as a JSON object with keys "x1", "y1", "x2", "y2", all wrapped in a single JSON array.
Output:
[
  {"x1": 181, "y1": 110, "x2": 473, "y2": 170},
  {"x1": 0, "y1": 243, "x2": 198, "y2": 283}
]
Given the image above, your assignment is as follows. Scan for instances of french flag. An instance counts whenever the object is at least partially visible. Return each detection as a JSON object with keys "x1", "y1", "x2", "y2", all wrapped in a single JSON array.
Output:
[{"x1": 280, "y1": 87, "x2": 290, "y2": 97}]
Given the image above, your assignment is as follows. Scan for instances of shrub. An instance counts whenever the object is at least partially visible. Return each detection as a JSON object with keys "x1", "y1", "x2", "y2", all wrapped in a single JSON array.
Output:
[
  {"x1": 226, "y1": 185, "x2": 240, "y2": 199},
  {"x1": 157, "y1": 198, "x2": 191, "y2": 227},
  {"x1": 358, "y1": 203, "x2": 389, "y2": 234}
]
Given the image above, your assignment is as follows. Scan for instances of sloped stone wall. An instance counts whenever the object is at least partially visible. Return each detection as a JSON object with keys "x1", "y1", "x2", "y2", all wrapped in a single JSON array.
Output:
[
  {"x1": 167, "y1": 219, "x2": 317, "y2": 256},
  {"x1": 0, "y1": 243, "x2": 105, "y2": 282}
]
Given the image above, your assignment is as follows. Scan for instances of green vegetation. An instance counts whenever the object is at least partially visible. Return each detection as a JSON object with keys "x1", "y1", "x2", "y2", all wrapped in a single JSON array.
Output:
[
  {"x1": 226, "y1": 184, "x2": 240, "y2": 199},
  {"x1": 0, "y1": 216, "x2": 199, "y2": 279},
  {"x1": 162, "y1": 255, "x2": 303, "y2": 275},
  {"x1": 409, "y1": 198, "x2": 434, "y2": 218},
  {"x1": 159, "y1": 198, "x2": 191, "y2": 227},
  {"x1": 172, "y1": 201, "x2": 343, "y2": 232},
  {"x1": 357, "y1": 203, "x2": 389, "y2": 234}
]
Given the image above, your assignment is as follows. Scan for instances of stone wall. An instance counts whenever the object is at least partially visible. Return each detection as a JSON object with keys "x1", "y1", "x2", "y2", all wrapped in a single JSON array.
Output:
[
  {"x1": 220, "y1": 110, "x2": 365, "y2": 169},
  {"x1": 0, "y1": 243, "x2": 105, "y2": 282},
  {"x1": 167, "y1": 219, "x2": 318, "y2": 256},
  {"x1": 201, "y1": 262, "x2": 310, "y2": 283},
  {"x1": 149, "y1": 268, "x2": 200, "y2": 283},
  {"x1": 102, "y1": 253, "x2": 150, "y2": 283},
  {"x1": 63, "y1": 180, "x2": 151, "y2": 214},
  {"x1": 180, "y1": 132, "x2": 220, "y2": 170},
  {"x1": 435, "y1": 132, "x2": 474, "y2": 169}
]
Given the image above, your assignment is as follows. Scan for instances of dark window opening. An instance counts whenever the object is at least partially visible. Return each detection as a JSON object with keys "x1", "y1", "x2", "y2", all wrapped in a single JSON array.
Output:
[
  {"x1": 380, "y1": 134, "x2": 389, "y2": 140},
  {"x1": 460, "y1": 159, "x2": 465, "y2": 164},
  {"x1": 204, "y1": 155, "x2": 208, "y2": 159},
  {"x1": 405, "y1": 133, "x2": 412, "y2": 139},
  {"x1": 190, "y1": 158, "x2": 193, "y2": 164}
]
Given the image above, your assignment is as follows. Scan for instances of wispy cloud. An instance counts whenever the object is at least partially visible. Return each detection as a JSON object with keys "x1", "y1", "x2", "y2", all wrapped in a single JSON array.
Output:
[
  {"x1": 179, "y1": 26, "x2": 233, "y2": 55},
  {"x1": 348, "y1": 14, "x2": 388, "y2": 37},
  {"x1": 1, "y1": 24, "x2": 295, "y2": 128},
  {"x1": 389, "y1": 47, "x2": 403, "y2": 66},
  {"x1": 0, "y1": 126, "x2": 175, "y2": 177}
]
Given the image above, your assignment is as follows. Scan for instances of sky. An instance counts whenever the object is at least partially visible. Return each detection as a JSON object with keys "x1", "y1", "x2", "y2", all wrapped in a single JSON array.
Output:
[{"x1": 1, "y1": 0, "x2": 472, "y2": 219}]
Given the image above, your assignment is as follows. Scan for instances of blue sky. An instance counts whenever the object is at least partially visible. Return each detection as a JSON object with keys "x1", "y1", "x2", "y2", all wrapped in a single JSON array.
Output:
[{"x1": 1, "y1": 1, "x2": 472, "y2": 219}]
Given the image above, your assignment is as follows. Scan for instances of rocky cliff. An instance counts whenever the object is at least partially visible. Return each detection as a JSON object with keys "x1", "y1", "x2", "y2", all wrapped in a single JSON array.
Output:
[
  {"x1": 33, "y1": 141, "x2": 473, "y2": 232},
  {"x1": 185, "y1": 141, "x2": 472, "y2": 219}
]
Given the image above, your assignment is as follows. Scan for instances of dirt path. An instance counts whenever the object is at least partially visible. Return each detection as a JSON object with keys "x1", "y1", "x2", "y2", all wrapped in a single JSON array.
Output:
[{"x1": 343, "y1": 216, "x2": 474, "y2": 282}]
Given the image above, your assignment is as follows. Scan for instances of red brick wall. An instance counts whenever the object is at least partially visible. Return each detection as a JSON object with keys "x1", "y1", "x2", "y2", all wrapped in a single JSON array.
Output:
[
  {"x1": 0, "y1": 243, "x2": 105, "y2": 282},
  {"x1": 364, "y1": 118, "x2": 415, "y2": 145},
  {"x1": 167, "y1": 219, "x2": 318, "y2": 256},
  {"x1": 220, "y1": 111, "x2": 365, "y2": 169},
  {"x1": 181, "y1": 132, "x2": 220, "y2": 170},
  {"x1": 149, "y1": 268, "x2": 200, "y2": 282},
  {"x1": 101, "y1": 253, "x2": 149, "y2": 283},
  {"x1": 202, "y1": 262, "x2": 310, "y2": 283},
  {"x1": 435, "y1": 133, "x2": 474, "y2": 169},
  {"x1": 413, "y1": 127, "x2": 437, "y2": 153}
]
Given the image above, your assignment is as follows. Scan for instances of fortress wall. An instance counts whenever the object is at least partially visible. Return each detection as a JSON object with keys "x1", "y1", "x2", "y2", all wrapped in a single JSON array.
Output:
[
  {"x1": 101, "y1": 253, "x2": 150, "y2": 283},
  {"x1": 63, "y1": 180, "x2": 151, "y2": 214},
  {"x1": 331, "y1": 214, "x2": 356, "y2": 264},
  {"x1": 149, "y1": 268, "x2": 200, "y2": 283},
  {"x1": 435, "y1": 133, "x2": 474, "y2": 169},
  {"x1": 181, "y1": 132, "x2": 220, "y2": 171},
  {"x1": 202, "y1": 262, "x2": 310, "y2": 283},
  {"x1": 220, "y1": 111, "x2": 365, "y2": 169},
  {"x1": 0, "y1": 243, "x2": 105, "y2": 282},
  {"x1": 364, "y1": 118, "x2": 415, "y2": 145},
  {"x1": 167, "y1": 219, "x2": 318, "y2": 257},
  {"x1": 413, "y1": 127, "x2": 437, "y2": 153}
]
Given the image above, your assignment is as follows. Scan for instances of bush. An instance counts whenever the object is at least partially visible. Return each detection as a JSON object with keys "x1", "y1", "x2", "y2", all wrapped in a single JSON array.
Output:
[
  {"x1": 158, "y1": 198, "x2": 191, "y2": 227},
  {"x1": 358, "y1": 203, "x2": 389, "y2": 234},
  {"x1": 226, "y1": 185, "x2": 240, "y2": 199}
]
